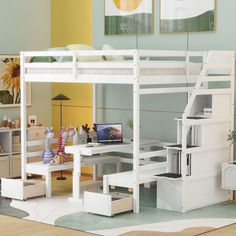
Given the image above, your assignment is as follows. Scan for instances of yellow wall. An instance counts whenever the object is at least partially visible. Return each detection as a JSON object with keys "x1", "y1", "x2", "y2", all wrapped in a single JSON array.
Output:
[
  {"x1": 51, "y1": 0, "x2": 93, "y2": 174},
  {"x1": 51, "y1": 0, "x2": 92, "y2": 47}
]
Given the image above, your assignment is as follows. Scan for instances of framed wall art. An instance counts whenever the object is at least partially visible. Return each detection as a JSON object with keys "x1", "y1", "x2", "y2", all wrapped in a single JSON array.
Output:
[
  {"x1": 160, "y1": 0, "x2": 216, "y2": 33},
  {"x1": 105, "y1": 0, "x2": 153, "y2": 35},
  {"x1": 0, "y1": 55, "x2": 31, "y2": 107}
]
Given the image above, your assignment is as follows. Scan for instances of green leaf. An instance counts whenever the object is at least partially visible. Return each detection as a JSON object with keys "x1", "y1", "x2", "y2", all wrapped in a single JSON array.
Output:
[
  {"x1": 0, "y1": 90, "x2": 14, "y2": 104},
  {"x1": 2, "y1": 58, "x2": 10, "y2": 63}
]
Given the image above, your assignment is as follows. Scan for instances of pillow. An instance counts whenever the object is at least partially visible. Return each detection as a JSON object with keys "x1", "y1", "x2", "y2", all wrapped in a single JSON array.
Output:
[
  {"x1": 48, "y1": 47, "x2": 72, "y2": 62},
  {"x1": 29, "y1": 56, "x2": 56, "y2": 63},
  {"x1": 102, "y1": 44, "x2": 124, "y2": 61},
  {"x1": 66, "y1": 44, "x2": 104, "y2": 62}
]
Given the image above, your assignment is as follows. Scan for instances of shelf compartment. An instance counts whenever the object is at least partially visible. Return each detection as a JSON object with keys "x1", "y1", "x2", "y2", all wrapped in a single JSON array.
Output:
[
  {"x1": 155, "y1": 172, "x2": 182, "y2": 179},
  {"x1": 165, "y1": 144, "x2": 197, "y2": 150}
]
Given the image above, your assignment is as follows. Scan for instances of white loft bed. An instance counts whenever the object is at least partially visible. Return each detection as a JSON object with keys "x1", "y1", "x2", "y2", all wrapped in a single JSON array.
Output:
[{"x1": 20, "y1": 50, "x2": 234, "y2": 213}]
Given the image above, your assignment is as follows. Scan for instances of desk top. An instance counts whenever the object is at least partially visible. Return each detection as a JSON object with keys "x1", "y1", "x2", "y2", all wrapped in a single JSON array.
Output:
[
  {"x1": 65, "y1": 143, "x2": 132, "y2": 156},
  {"x1": 65, "y1": 139, "x2": 160, "y2": 156}
]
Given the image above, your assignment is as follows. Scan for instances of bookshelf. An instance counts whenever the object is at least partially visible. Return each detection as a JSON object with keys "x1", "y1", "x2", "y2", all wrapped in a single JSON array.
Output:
[{"x1": 0, "y1": 127, "x2": 45, "y2": 178}]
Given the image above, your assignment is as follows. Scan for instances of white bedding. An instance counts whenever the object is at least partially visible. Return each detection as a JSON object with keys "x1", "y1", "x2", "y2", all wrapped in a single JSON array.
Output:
[{"x1": 26, "y1": 60, "x2": 202, "y2": 76}]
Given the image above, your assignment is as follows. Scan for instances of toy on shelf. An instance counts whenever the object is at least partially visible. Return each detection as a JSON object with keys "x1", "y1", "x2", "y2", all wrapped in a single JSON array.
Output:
[
  {"x1": 50, "y1": 127, "x2": 75, "y2": 165},
  {"x1": 82, "y1": 123, "x2": 91, "y2": 143},
  {"x1": 73, "y1": 126, "x2": 87, "y2": 145},
  {"x1": 89, "y1": 123, "x2": 97, "y2": 143},
  {"x1": 0, "y1": 115, "x2": 21, "y2": 129},
  {"x1": 1, "y1": 115, "x2": 8, "y2": 128},
  {"x1": 72, "y1": 124, "x2": 97, "y2": 145},
  {"x1": 42, "y1": 127, "x2": 55, "y2": 164}
]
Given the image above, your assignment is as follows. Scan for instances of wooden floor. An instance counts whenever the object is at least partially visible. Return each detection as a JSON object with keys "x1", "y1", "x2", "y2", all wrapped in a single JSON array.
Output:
[
  {"x1": 0, "y1": 214, "x2": 97, "y2": 236},
  {"x1": 2, "y1": 213, "x2": 236, "y2": 236}
]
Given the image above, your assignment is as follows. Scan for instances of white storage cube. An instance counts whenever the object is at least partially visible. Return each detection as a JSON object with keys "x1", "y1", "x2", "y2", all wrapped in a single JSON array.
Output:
[
  {"x1": 12, "y1": 136, "x2": 20, "y2": 144},
  {"x1": 12, "y1": 154, "x2": 21, "y2": 177},
  {"x1": 12, "y1": 143, "x2": 21, "y2": 153},
  {"x1": 0, "y1": 156, "x2": 10, "y2": 178},
  {"x1": 1, "y1": 178, "x2": 45, "y2": 200},
  {"x1": 84, "y1": 191, "x2": 133, "y2": 216}
]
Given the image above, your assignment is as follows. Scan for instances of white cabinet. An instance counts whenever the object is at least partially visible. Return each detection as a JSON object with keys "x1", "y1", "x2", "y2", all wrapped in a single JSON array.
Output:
[{"x1": 0, "y1": 127, "x2": 45, "y2": 178}]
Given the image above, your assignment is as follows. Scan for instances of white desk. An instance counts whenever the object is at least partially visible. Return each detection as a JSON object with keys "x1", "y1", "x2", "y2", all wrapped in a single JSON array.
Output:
[
  {"x1": 65, "y1": 140, "x2": 162, "y2": 201},
  {"x1": 65, "y1": 143, "x2": 132, "y2": 201}
]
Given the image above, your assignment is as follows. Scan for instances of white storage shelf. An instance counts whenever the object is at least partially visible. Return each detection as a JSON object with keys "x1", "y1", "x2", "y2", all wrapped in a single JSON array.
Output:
[{"x1": 0, "y1": 127, "x2": 45, "y2": 178}]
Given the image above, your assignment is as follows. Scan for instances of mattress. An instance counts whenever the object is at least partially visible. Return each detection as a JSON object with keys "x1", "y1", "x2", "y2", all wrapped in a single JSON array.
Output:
[{"x1": 26, "y1": 60, "x2": 202, "y2": 76}]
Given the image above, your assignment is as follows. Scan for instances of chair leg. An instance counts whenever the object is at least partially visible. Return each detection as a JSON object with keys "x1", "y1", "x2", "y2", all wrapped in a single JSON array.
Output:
[
  {"x1": 92, "y1": 165, "x2": 96, "y2": 182},
  {"x1": 45, "y1": 173, "x2": 52, "y2": 197},
  {"x1": 103, "y1": 175, "x2": 109, "y2": 194}
]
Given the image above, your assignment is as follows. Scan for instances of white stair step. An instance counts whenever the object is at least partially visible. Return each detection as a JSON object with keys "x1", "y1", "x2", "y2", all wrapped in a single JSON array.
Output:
[{"x1": 196, "y1": 88, "x2": 231, "y2": 95}]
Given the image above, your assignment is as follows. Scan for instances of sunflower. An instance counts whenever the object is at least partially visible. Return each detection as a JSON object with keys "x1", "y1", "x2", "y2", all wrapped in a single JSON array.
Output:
[{"x1": 0, "y1": 58, "x2": 20, "y2": 103}]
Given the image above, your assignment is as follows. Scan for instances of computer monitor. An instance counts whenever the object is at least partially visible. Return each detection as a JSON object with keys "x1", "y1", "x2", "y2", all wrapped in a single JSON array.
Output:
[{"x1": 96, "y1": 123, "x2": 123, "y2": 144}]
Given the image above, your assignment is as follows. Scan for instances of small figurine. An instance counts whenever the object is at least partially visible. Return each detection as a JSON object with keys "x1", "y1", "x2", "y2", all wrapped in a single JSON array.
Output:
[
  {"x1": 42, "y1": 127, "x2": 54, "y2": 164},
  {"x1": 82, "y1": 123, "x2": 91, "y2": 143},
  {"x1": 52, "y1": 127, "x2": 76, "y2": 165},
  {"x1": 1, "y1": 115, "x2": 7, "y2": 127},
  {"x1": 73, "y1": 126, "x2": 87, "y2": 145}
]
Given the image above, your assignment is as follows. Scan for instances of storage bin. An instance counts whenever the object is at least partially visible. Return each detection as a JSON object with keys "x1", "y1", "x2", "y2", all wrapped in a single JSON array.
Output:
[
  {"x1": 1, "y1": 178, "x2": 45, "y2": 200},
  {"x1": 84, "y1": 191, "x2": 133, "y2": 216}
]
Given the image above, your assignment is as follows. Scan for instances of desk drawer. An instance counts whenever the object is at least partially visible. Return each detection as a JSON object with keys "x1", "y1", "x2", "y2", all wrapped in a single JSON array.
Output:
[
  {"x1": 27, "y1": 128, "x2": 45, "y2": 141},
  {"x1": 27, "y1": 127, "x2": 45, "y2": 153}
]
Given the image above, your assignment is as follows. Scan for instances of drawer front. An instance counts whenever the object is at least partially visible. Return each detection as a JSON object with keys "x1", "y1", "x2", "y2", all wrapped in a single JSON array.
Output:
[
  {"x1": 27, "y1": 128, "x2": 45, "y2": 141},
  {"x1": 0, "y1": 156, "x2": 10, "y2": 178},
  {"x1": 27, "y1": 127, "x2": 45, "y2": 153},
  {"x1": 12, "y1": 154, "x2": 21, "y2": 177}
]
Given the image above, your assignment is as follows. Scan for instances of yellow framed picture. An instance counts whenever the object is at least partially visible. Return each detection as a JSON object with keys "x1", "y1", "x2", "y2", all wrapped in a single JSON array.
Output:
[{"x1": 105, "y1": 0, "x2": 154, "y2": 35}]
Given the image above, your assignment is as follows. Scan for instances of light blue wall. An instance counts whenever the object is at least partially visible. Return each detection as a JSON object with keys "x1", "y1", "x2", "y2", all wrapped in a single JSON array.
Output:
[
  {"x1": 0, "y1": 0, "x2": 51, "y2": 126},
  {"x1": 93, "y1": 0, "x2": 236, "y2": 142}
]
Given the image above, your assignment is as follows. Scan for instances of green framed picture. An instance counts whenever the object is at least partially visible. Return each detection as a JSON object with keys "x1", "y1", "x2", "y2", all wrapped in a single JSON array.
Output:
[
  {"x1": 160, "y1": 0, "x2": 216, "y2": 33},
  {"x1": 105, "y1": 0, "x2": 153, "y2": 35}
]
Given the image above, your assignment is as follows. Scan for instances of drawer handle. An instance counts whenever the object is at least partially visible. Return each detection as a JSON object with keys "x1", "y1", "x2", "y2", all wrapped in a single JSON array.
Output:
[{"x1": 36, "y1": 133, "x2": 39, "y2": 136}]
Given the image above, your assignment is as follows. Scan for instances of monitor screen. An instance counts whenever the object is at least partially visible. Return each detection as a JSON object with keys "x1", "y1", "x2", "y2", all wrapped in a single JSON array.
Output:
[{"x1": 96, "y1": 123, "x2": 123, "y2": 143}]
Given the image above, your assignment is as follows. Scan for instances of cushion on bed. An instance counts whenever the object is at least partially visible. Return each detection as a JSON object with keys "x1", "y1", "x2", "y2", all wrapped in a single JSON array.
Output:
[
  {"x1": 47, "y1": 47, "x2": 72, "y2": 62},
  {"x1": 102, "y1": 44, "x2": 124, "y2": 61},
  {"x1": 66, "y1": 44, "x2": 104, "y2": 62},
  {"x1": 29, "y1": 56, "x2": 57, "y2": 63}
]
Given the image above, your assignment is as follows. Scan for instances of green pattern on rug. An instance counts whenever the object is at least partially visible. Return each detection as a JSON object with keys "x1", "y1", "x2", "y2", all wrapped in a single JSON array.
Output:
[
  {"x1": 55, "y1": 187, "x2": 236, "y2": 231},
  {"x1": 0, "y1": 196, "x2": 29, "y2": 218}
]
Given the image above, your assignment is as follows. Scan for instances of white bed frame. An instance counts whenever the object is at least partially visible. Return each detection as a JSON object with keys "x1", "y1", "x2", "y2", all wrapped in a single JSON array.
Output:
[{"x1": 20, "y1": 50, "x2": 235, "y2": 213}]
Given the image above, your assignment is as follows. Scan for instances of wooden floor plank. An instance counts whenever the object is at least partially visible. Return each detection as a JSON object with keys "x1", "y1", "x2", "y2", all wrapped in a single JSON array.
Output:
[{"x1": 0, "y1": 214, "x2": 97, "y2": 236}]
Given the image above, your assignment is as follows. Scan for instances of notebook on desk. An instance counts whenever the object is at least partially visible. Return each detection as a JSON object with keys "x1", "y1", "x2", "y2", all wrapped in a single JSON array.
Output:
[{"x1": 96, "y1": 123, "x2": 126, "y2": 145}]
